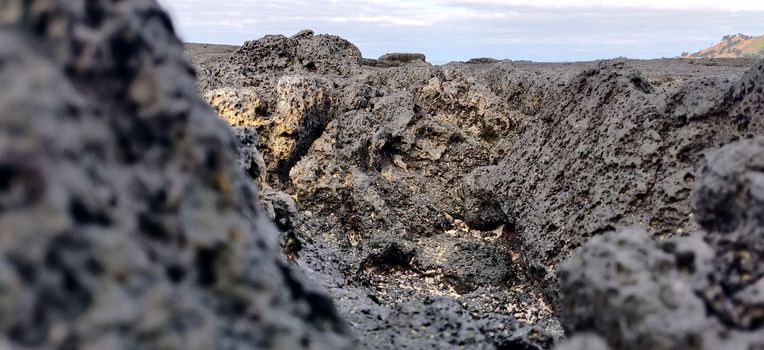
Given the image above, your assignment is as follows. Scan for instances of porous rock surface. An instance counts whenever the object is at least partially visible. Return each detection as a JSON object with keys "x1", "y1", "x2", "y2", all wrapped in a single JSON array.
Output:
[
  {"x1": 0, "y1": 2, "x2": 352, "y2": 349},
  {"x1": 190, "y1": 29, "x2": 764, "y2": 348},
  {"x1": 555, "y1": 62, "x2": 764, "y2": 350},
  {"x1": 466, "y1": 58, "x2": 764, "y2": 271},
  {"x1": 558, "y1": 139, "x2": 764, "y2": 349}
]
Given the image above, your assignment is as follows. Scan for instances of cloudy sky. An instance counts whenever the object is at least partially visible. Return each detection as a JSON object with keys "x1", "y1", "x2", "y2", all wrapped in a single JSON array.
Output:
[{"x1": 158, "y1": 0, "x2": 764, "y2": 62}]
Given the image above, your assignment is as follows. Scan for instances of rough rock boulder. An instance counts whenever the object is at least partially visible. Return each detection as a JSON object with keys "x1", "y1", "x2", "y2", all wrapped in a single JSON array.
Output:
[
  {"x1": 557, "y1": 137, "x2": 764, "y2": 349},
  {"x1": 379, "y1": 53, "x2": 427, "y2": 63}
]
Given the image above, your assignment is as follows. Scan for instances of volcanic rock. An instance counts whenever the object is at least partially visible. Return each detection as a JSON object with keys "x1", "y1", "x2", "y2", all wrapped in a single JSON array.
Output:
[
  {"x1": 379, "y1": 53, "x2": 427, "y2": 63},
  {"x1": 464, "y1": 58, "x2": 764, "y2": 272},
  {"x1": 0, "y1": 2, "x2": 352, "y2": 349},
  {"x1": 188, "y1": 29, "x2": 764, "y2": 349},
  {"x1": 361, "y1": 58, "x2": 401, "y2": 68},
  {"x1": 466, "y1": 58, "x2": 501, "y2": 64},
  {"x1": 557, "y1": 137, "x2": 764, "y2": 349}
]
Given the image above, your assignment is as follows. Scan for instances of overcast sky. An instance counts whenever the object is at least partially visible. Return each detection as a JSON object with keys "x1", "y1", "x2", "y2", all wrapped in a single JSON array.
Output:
[{"x1": 158, "y1": 0, "x2": 764, "y2": 62}]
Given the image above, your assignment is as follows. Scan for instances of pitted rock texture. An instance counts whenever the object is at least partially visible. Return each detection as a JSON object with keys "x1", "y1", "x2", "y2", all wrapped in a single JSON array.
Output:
[
  {"x1": 198, "y1": 30, "x2": 363, "y2": 94},
  {"x1": 465, "y1": 59, "x2": 764, "y2": 274},
  {"x1": 0, "y1": 3, "x2": 352, "y2": 349},
  {"x1": 717, "y1": 59, "x2": 764, "y2": 142},
  {"x1": 557, "y1": 138, "x2": 764, "y2": 350},
  {"x1": 559, "y1": 229, "x2": 719, "y2": 349},
  {"x1": 206, "y1": 75, "x2": 336, "y2": 183},
  {"x1": 189, "y1": 31, "x2": 764, "y2": 349},
  {"x1": 692, "y1": 137, "x2": 764, "y2": 328}
]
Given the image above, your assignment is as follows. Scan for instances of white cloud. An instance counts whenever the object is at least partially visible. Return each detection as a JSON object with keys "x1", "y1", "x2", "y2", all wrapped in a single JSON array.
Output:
[
  {"x1": 157, "y1": 0, "x2": 764, "y2": 61},
  {"x1": 436, "y1": 0, "x2": 764, "y2": 11}
]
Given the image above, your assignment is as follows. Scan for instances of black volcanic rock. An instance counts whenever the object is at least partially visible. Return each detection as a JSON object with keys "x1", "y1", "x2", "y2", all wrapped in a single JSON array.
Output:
[
  {"x1": 692, "y1": 137, "x2": 764, "y2": 328},
  {"x1": 0, "y1": 2, "x2": 351, "y2": 349},
  {"x1": 188, "y1": 30, "x2": 764, "y2": 349},
  {"x1": 227, "y1": 30, "x2": 362, "y2": 81},
  {"x1": 557, "y1": 140, "x2": 764, "y2": 348},
  {"x1": 379, "y1": 52, "x2": 427, "y2": 63},
  {"x1": 361, "y1": 58, "x2": 401, "y2": 68},
  {"x1": 466, "y1": 58, "x2": 501, "y2": 64},
  {"x1": 558, "y1": 229, "x2": 718, "y2": 349},
  {"x1": 717, "y1": 59, "x2": 764, "y2": 131},
  {"x1": 234, "y1": 32, "x2": 362, "y2": 75},
  {"x1": 464, "y1": 58, "x2": 764, "y2": 271}
]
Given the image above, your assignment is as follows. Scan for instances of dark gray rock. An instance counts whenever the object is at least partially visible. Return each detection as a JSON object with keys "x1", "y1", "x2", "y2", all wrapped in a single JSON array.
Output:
[
  {"x1": 442, "y1": 242, "x2": 513, "y2": 294},
  {"x1": 189, "y1": 30, "x2": 764, "y2": 349},
  {"x1": 382, "y1": 297, "x2": 491, "y2": 349},
  {"x1": 464, "y1": 58, "x2": 764, "y2": 273},
  {"x1": 558, "y1": 229, "x2": 715, "y2": 350},
  {"x1": 463, "y1": 166, "x2": 514, "y2": 230},
  {"x1": 197, "y1": 29, "x2": 364, "y2": 93},
  {"x1": 291, "y1": 29, "x2": 315, "y2": 40},
  {"x1": 231, "y1": 126, "x2": 267, "y2": 185},
  {"x1": 716, "y1": 60, "x2": 764, "y2": 131},
  {"x1": 232, "y1": 32, "x2": 362, "y2": 76},
  {"x1": 557, "y1": 137, "x2": 764, "y2": 349},
  {"x1": 261, "y1": 190, "x2": 301, "y2": 232},
  {"x1": 376, "y1": 297, "x2": 553, "y2": 349},
  {"x1": 557, "y1": 226, "x2": 764, "y2": 349},
  {"x1": 692, "y1": 137, "x2": 764, "y2": 328},
  {"x1": 361, "y1": 58, "x2": 401, "y2": 68},
  {"x1": 0, "y1": 2, "x2": 352, "y2": 349},
  {"x1": 379, "y1": 53, "x2": 427, "y2": 63},
  {"x1": 466, "y1": 58, "x2": 501, "y2": 64}
]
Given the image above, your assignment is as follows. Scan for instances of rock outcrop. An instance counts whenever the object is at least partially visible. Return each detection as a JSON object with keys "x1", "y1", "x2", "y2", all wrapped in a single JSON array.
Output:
[
  {"x1": 465, "y1": 58, "x2": 763, "y2": 271},
  {"x1": 194, "y1": 31, "x2": 561, "y2": 348},
  {"x1": 554, "y1": 62, "x2": 764, "y2": 349},
  {"x1": 0, "y1": 3, "x2": 351, "y2": 349},
  {"x1": 379, "y1": 53, "x2": 427, "y2": 64},
  {"x1": 466, "y1": 58, "x2": 501, "y2": 64},
  {"x1": 717, "y1": 59, "x2": 764, "y2": 132},
  {"x1": 188, "y1": 30, "x2": 764, "y2": 349},
  {"x1": 199, "y1": 29, "x2": 363, "y2": 94}
]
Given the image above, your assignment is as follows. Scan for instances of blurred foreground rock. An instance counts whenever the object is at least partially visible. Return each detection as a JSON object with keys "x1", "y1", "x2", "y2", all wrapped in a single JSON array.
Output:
[
  {"x1": 0, "y1": 2, "x2": 352, "y2": 349},
  {"x1": 558, "y1": 138, "x2": 764, "y2": 349}
]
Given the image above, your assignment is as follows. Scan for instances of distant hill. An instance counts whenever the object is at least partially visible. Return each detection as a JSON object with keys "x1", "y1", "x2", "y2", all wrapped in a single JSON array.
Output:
[{"x1": 682, "y1": 34, "x2": 764, "y2": 59}]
